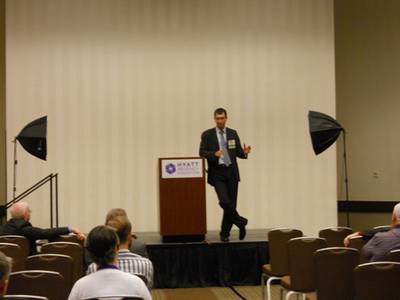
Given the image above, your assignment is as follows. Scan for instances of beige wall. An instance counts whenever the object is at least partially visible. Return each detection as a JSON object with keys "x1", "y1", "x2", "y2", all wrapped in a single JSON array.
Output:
[
  {"x1": 6, "y1": 0, "x2": 336, "y2": 235},
  {"x1": 335, "y1": 0, "x2": 400, "y2": 202},
  {"x1": 0, "y1": 0, "x2": 5, "y2": 206}
]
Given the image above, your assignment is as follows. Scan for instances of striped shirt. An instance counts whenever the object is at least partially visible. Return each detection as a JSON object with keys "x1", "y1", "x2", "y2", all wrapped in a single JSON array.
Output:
[{"x1": 87, "y1": 249, "x2": 154, "y2": 289}]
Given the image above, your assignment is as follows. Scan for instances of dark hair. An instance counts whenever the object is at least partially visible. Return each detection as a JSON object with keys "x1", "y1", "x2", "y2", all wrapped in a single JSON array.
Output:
[
  {"x1": 106, "y1": 216, "x2": 132, "y2": 245},
  {"x1": 214, "y1": 108, "x2": 227, "y2": 117},
  {"x1": 85, "y1": 225, "x2": 119, "y2": 267}
]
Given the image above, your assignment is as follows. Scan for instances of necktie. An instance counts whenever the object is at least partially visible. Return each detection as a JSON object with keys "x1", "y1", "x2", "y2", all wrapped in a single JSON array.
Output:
[{"x1": 219, "y1": 130, "x2": 232, "y2": 166}]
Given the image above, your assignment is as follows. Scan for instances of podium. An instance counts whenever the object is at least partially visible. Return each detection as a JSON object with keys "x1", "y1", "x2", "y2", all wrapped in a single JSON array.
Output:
[{"x1": 159, "y1": 157, "x2": 206, "y2": 242}]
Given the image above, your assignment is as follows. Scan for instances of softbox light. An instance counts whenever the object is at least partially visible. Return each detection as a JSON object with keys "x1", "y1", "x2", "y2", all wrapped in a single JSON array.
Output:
[
  {"x1": 16, "y1": 116, "x2": 47, "y2": 160},
  {"x1": 308, "y1": 111, "x2": 344, "y2": 155},
  {"x1": 308, "y1": 110, "x2": 350, "y2": 226}
]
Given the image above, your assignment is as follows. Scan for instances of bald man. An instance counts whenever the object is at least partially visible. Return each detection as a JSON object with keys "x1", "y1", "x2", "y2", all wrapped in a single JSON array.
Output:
[
  {"x1": 0, "y1": 202, "x2": 85, "y2": 254},
  {"x1": 362, "y1": 202, "x2": 400, "y2": 262}
]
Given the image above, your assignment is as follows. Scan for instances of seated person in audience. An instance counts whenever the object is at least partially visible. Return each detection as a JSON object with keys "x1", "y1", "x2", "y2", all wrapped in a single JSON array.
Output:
[
  {"x1": 87, "y1": 215, "x2": 154, "y2": 288},
  {"x1": 68, "y1": 225, "x2": 151, "y2": 300},
  {"x1": 106, "y1": 208, "x2": 149, "y2": 258},
  {"x1": 83, "y1": 208, "x2": 149, "y2": 270},
  {"x1": 343, "y1": 226, "x2": 390, "y2": 246},
  {"x1": 0, "y1": 202, "x2": 85, "y2": 254},
  {"x1": 0, "y1": 251, "x2": 11, "y2": 296},
  {"x1": 361, "y1": 202, "x2": 400, "y2": 262}
]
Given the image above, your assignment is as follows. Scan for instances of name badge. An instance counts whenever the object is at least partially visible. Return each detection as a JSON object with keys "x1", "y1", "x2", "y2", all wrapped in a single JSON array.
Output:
[{"x1": 228, "y1": 139, "x2": 236, "y2": 149}]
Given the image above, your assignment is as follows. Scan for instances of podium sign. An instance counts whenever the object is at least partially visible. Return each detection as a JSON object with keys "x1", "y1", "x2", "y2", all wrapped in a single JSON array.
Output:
[
  {"x1": 161, "y1": 158, "x2": 203, "y2": 179},
  {"x1": 159, "y1": 157, "x2": 206, "y2": 242}
]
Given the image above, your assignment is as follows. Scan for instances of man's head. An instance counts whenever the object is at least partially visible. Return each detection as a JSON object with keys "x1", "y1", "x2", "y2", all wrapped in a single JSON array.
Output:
[
  {"x1": 105, "y1": 208, "x2": 127, "y2": 224},
  {"x1": 85, "y1": 225, "x2": 119, "y2": 268},
  {"x1": 9, "y1": 202, "x2": 31, "y2": 222},
  {"x1": 392, "y1": 203, "x2": 400, "y2": 226},
  {"x1": 214, "y1": 108, "x2": 227, "y2": 129},
  {"x1": 106, "y1": 216, "x2": 132, "y2": 249},
  {"x1": 0, "y1": 252, "x2": 11, "y2": 296}
]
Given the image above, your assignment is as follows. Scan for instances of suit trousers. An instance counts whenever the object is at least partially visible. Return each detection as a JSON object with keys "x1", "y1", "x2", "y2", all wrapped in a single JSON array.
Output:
[{"x1": 213, "y1": 165, "x2": 243, "y2": 237}]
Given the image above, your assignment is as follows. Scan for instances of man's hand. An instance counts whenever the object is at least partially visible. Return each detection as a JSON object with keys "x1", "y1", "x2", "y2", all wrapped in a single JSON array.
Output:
[
  {"x1": 343, "y1": 231, "x2": 361, "y2": 247},
  {"x1": 72, "y1": 228, "x2": 86, "y2": 240},
  {"x1": 244, "y1": 144, "x2": 252, "y2": 155},
  {"x1": 215, "y1": 150, "x2": 224, "y2": 158}
]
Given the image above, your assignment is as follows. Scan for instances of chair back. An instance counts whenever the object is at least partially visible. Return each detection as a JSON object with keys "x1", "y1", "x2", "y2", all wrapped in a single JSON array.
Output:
[
  {"x1": 318, "y1": 227, "x2": 353, "y2": 247},
  {"x1": 373, "y1": 225, "x2": 391, "y2": 231},
  {"x1": 25, "y1": 254, "x2": 74, "y2": 293},
  {"x1": 386, "y1": 249, "x2": 400, "y2": 262},
  {"x1": 314, "y1": 247, "x2": 359, "y2": 300},
  {"x1": 267, "y1": 228, "x2": 303, "y2": 276},
  {"x1": 0, "y1": 235, "x2": 30, "y2": 257},
  {"x1": 0, "y1": 243, "x2": 26, "y2": 271},
  {"x1": 2, "y1": 296, "x2": 49, "y2": 299},
  {"x1": 287, "y1": 237, "x2": 327, "y2": 292},
  {"x1": 354, "y1": 262, "x2": 400, "y2": 300},
  {"x1": 348, "y1": 236, "x2": 368, "y2": 263},
  {"x1": 51, "y1": 234, "x2": 84, "y2": 247},
  {"x1": 40, "y1": 242, "x2": 82, "y2": 283},
  {"x1": 7, "y1": 270, "x2": 65, "y2": 300}
]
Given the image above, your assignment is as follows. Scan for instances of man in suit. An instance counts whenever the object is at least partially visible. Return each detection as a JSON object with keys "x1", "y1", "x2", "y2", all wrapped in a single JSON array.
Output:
[
  {"x1": 199, "y1": 108, "x2": 251, "y2": 242},
  {"x1": 362, "y1": 202, "x2": 400, "y2": 261},
  {"x1": 0, "y1": 201, "x2": 85, "y2": 254}
]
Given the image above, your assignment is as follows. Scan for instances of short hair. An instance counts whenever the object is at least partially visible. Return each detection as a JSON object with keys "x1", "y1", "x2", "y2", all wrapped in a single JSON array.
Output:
[
  {"x1": 105, "y1": 208, "x2": 127, "y2": 223},
  {"x1": 393, "y1": 203, "x2": 400, "y2": 220},
  {"x1": 85, "y1": 225, "x2": 119, "y2": 268},
  {"x1": 9, "y1": 202, "x2": 30, "y2": 219},
  {"x1": 106, "y1": 216, "x2": 132, "y2": 245},
  {"x1": 0, "y1": 252, "x2": 11, "y2": 283},
  {"x1": 214, "y1": 108, "x2": 227, "y2": 117}
]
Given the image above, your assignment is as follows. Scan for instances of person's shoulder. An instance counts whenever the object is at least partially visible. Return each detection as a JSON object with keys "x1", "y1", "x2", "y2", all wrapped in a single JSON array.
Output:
[
  {"x1": 201, "y1": 128, "x2": 215, "y2": 136},
  {"x1": 8, "y1": 218, "x2": 30, "y2": 229}
]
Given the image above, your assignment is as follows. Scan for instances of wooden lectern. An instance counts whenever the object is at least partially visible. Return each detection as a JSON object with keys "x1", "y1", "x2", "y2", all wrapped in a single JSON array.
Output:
[{"x1": 159, "y1": 157, "x2": 206, "y2": 242}]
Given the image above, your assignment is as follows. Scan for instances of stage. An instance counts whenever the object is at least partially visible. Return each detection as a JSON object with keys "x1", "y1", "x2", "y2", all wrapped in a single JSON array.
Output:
[{"x1": 137, "y1": 229, "x2": 270, "y2": 288}]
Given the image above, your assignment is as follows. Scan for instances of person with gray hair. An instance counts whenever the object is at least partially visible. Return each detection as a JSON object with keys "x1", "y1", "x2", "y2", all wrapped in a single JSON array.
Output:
[
  {"x1": 0, "y1": 251, "x2": 11, "y2": 296},
  {"x1": 362, "y1": 202, "x2": 400, "y2": 262},
  {"x1": 0, "y1": 202, "x2": 85, "y2": 254}
]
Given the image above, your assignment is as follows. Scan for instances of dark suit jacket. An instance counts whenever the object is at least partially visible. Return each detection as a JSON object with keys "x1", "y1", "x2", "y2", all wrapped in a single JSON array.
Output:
[
  {"x1": 0, "y1": 218, "x2": 70, "y2": 254},
  {"x1": 199, "y1": 127, "x2": 247, "y2": 186}
]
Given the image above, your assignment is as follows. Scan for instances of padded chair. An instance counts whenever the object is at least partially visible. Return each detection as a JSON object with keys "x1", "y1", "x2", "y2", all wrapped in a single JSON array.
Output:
[
  {"x1": 0, "y1": 243, "x2": 26, "y2": 272},
  {"x1": 7, "y1": 270, "x2": 65, "y2": 300},
  {"x1": 261, "y1": 228, "x2": 303, "y2": 300},
  {"x1": 2, "y1": 296, "x2": 49, "y2": 300},
  {"x1": 51, "y1": 234, "x2": 84, "y2": 247},
  {"x1": 372, "y1": 225, "x2": 391, "y2": 231},
  {"x1": 2, "y1": 296, "x2": 49, "y2": 299},
  {"x1": 347, "y1": 236, "x2": 368, "y2": 263},
  {"x1": 318, "y1": 227, "x2": 353, "y2": 247},
  {"x1": 354, "y1": 262, "x2": 400, "y2": 300},
  {"x1": 0, "y1": 236, "x2": 30, "y2": 257},
  {"x1": 314, "y1": 247, "x2": 359, "y2": 300},
  {"x1": 280, "y1": 237, "x2": 327, "y2": 300},
  {"x1": 83, "y1": 298, "x2": 144, "y2": 300},
  {"x1": 25, "y1": 254, "x2": 74, "y2": 293},
  {"x1": 40, "y1": 242, "x2": 83, "y2": 283},
  {"x1": 386, "y1": 249, "x2": 400, "y2": 262}
]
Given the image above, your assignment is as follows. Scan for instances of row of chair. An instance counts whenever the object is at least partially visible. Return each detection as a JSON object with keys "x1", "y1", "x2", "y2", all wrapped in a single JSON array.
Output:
[
  {"x1": 262, "y1": 227, "x2": 400, "y2": 300},
  {"x1": 0, "y1": 235, "x2": 84, "y2": 300}
]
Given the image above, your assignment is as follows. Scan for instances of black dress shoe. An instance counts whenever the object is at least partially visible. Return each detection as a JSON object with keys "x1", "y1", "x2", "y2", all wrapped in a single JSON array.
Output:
[
  {"x1": 238, "y1": 219, "x2": 248, "y2": 240},
  {"x1": 220, "y1": 236, "x2": 230, "y2": 242}
]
